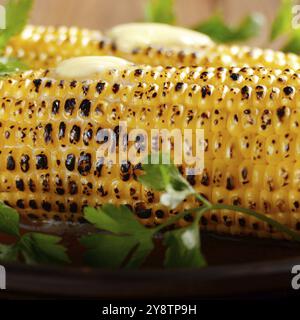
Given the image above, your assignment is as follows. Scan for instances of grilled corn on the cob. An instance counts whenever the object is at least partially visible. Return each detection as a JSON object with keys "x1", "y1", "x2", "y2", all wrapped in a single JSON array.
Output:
[
  {"x1": 1, "y1": 57, "x2": 300, "y2": 240},
  {"x1": 4, "y1": 24, "x2": 300, "y2": 70}
]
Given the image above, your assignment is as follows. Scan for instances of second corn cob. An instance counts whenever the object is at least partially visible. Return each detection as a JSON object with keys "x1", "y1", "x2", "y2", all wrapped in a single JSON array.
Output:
[{"x1": 4, "y1": 24, "x2": 300, "y2": 70}]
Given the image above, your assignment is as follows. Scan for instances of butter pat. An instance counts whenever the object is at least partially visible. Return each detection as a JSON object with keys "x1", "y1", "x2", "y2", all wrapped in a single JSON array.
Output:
[
  {"x1": 107, "y1": 23, "x2": 214, "y2": 52},
  {"x1": 54, "y1": 56, "x2": 132, "y2": 79}
]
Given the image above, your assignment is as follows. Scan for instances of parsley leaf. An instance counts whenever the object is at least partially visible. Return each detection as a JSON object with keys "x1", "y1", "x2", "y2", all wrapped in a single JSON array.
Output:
[
  {"x1": 81, "y1": 234, "x2": 138, "y2": 268},
  {"x1": 0, "y1": 203, "x2": 19, "y2": 237},
  {"x1": 164, "y1": 223, "x2": 206, "y2": 268},
  {"x1": 270, "y1": 0, "x2": 293, "y2": 41},
  {"x1": 194, "y1": 12, "x2": 264, "y2": 43},
  {"x1": 81, "y1": 206, "x2": 154, "y2": 268},
  {"x1": 0, "y1": 0, "x2": 33, "y2": 50},
  {"x1": 138, "y1": 156, "x2": 193, "y2": 209},
  {"x1": 0, "y1": 243, "x2": 18, "y2": 262},
  {"x1": 145, "y1": 0, "x2": 175, "y2": 24},
  {"x1": 84, "y1": 204, "x2": 144, "y2": 234},
  {"x1": 18, "y1": 233, "x2": 70, "y2": 265}
]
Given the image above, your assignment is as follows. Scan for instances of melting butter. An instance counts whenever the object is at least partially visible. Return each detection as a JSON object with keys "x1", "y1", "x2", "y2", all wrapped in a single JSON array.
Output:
[
  {"x1": 54, "y1": 56, "x2": 132, "y2": 79},
  {"x1": 107, "y1": 23, "x2": 214, "y2": 52}
]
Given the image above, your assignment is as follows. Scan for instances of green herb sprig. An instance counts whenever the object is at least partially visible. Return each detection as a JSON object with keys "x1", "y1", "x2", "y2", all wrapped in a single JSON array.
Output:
[
  {"x1": 0, "y1": 0, "x2": 33, "y2": 75},
  {"x1": 145, "y1": 0, "x2": 300, "y2": 53},
  {"x1": 81, "y1": 156, "x2": 300, "y2": 269},
  {"x1": 0, "y1": 203, "x2": 70, "y2": 265}
]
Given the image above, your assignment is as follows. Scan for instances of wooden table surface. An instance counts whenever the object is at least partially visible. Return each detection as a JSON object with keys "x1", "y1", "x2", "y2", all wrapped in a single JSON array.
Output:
[{"x1": 0, "y1": 0, "x2": 281, "y2": 47}]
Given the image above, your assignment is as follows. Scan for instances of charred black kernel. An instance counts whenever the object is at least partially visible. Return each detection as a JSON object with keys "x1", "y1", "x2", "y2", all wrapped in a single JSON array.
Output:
[
  {"x1": 78, "y1": 152, "x2": 92, "y2": 176},
  {"x1": 223, "y1": 216, "x2": 232, "y2": 227},
  {"x1": 52, "y1": 100, "x2": 60, "y2": 115},
  {"x1": 230, "y1": 73, "x2": 240, "y2": 81},
  {"x1": 36, "y1": 154, "x2": 48, "y2": 170},
  {"x1": 134, "y1": 69, "x2": 143, "y2": 76},
  {"x1": 95, "y1": 159, "x2": 104, "y2": 177},
  {"x1": 70, "y1": 203, "x2": 78, "y2": 213},
  {"x1": 294, "y1": 201, "x2": 300, "y2": 209},
  {"x1": 233, "y1": 198, "x2": 241, "y2": 206},
  {"x1": 226, "y1": 176, "x2": 235, "y2": 190},
  {"x1": 16, "y1": 179, "x2": 25, "y2": 191},
  {"x1": 65, "y1": 154, "x2": 76, "y2": 171},
  {"x1": 241, "y1": 168, "x2": 248, "y2": 180},
  {"x1": 187, "y1": 175, "x2": 196, "y2": 186},
  {"x1": 241, "y1": 86, "x2": 250, "y2": 99},
  {"x1": 79, "y1": 99, "x2": 91, "y2": 117},
  {"x1": 283, "y1": 86, "x2": 294, "y2": 96},
  {"x1": 69, "y1": 181, "x2": 78, "y2": 195},
  {"x1": 97, "y1": 186, "x2": 108, "y2": 197},
  {"x1": 136, "y1": 208, "x2": 152, "y2": 219},
  {"x1": 96, "y1": 82, "x2": 105, "y2": 94},
  {"x1": 201, "y1": 172, "x2": 210, "y2": 186},
  {"x1": 70, "y1": 125, "x2": 81, "y2": 144},
  {"x1": 16, "y1": 199, "x2": 25, "y2": 209},
  {"x1": 41, "y1": 174, "x2": 50, "y2": 192},
  {"x1": 99, "y1": 40, "x2": 105, "y2": 49},
  {"x1": 201, "y1": 216, "x2": 208, "y2": 226},
  {"x1": 59, "y1": 122, "x2": 66, "y2": 139},
  {"x1": 33, "y1": 79, "x2": 42, "y2": 92},
  {"x1": 6, "y1": 155, "x2": 15, "y2": 170},
  {"x1": 29, "y1": 200, "x2": 37, "y2": 209},
  {"x1": 83, "y1": 129, "x2": 93, "y2": 146},
  {"x1": 244, "y1": 109, "x2": 251, "y2": 114},
  {"x1": 238, "y1": 218, "x2": 246, "y2": 227},
  {"x1": 175, "y1": 82, "x2": 184, "y2": 91},
  {"x1": 134, "y1": 202, "x2": 150, "y2": 218},
  {"x1": 28, "y1": 179, "x2": 36, "y2": 192},
  {"x1": 45, "y1": 81, "x2": 52, "y2": 88},
  {"x1": 64, "y1": 98, "x2": 76, "y2": 115},
  {"x1": 70, "y1": 80, "x2": 77, "y2": 88},
  {"x1": 57, "y1": 202, "x2": 66, "y2": 213},
  {"x1": 121, "y1": 162, "x2": 131, "y2": 173},
  {"x1": 42, "y1": 201, "x2": 51, "y2": 212},
  {"x1": 276, "y1": 106, "x2": 286, "y2": 120},
  {"x1": 82, "y1": 84, "x2": 89, "y2": 95},
  {"x1": 201, "y1": 86, "x2": 207, "y2": 98},
  {"x1": 155, "y1": 210, "x2": 164, "y2": 218},
  {"x1": 44, "y1": 124, "x2": 53, "y2": 143},
  {"x1": 56, "y1": 188, "x2": 65, "y2": 195},
  {"x1": 211, "y1": 214, "x2": 218, "y2": 222},
  {"x1": 255, "y1": 85, "x2": 265, "y2": 99},
  {"x1": 112, "y1": 83, "x2": 120, "y2": 93}
]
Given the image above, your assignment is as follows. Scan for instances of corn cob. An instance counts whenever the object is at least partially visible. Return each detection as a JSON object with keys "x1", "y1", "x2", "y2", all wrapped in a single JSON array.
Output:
[
  {"x1": 4, "y1": 24, "x2": 300, "y2": 70},
  {"x1": 1, "y1": 59, "x2": 300, "y2": 240}
]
